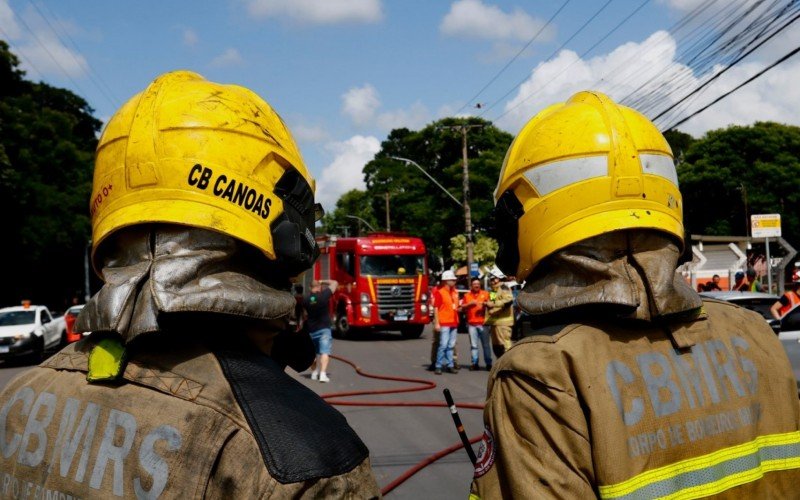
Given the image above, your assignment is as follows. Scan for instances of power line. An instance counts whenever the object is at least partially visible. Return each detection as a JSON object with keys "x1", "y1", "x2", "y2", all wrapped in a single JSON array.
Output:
[
  {"x1": 453, "y1": 0, "x2": 571, "y2": 116},
  {"x1": 9, "y1": 3, "x2": 89, "y2": 97},
  {"x1": 0, "y1": 23, "x2": 48, "y2": 79},
  {"x1": 666, "y1": 43, "x2": 800, "y2": 130},
  {"x1": 489, "y1": 0, "x2": 651, "y2": 124},
  {"x1": 477, "y1": 0, "x2": 613, "y2": 117},
  {"x1": 27, "y1": 0, "x2": 120, "y2": 108},
  {"x1": 650, "y1": 4, "x2": 800, "y2": 125}
]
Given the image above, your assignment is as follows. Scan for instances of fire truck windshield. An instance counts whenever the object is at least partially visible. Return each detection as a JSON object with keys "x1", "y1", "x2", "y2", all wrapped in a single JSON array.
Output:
[{"x1": 360, "y1": 255, "x2": 425, "y2": 276}]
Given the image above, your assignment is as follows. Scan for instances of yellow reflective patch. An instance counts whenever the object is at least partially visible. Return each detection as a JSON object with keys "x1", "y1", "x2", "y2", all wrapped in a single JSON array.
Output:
[
  {"x1": 600, "y1": 431, "x2": 800, "y2": 499},
  {"x1": 469, "y1": 494, "x2": 481, "y2": 500},
  {"x1": 87, "y1": 337, "x2": 127, "y2": 382}
]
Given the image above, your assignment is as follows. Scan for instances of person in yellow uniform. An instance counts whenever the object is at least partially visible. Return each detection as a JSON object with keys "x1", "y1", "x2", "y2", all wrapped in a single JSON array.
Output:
[
  {"x1": 471, "y1": 91, "x2": 800, "y2": 499},
  {"x1": 0, "y1": 71, "x2": 380, "y2": 498},
  {"x1": 485, "y1": 273, "x2": 515, "y2": 358}
]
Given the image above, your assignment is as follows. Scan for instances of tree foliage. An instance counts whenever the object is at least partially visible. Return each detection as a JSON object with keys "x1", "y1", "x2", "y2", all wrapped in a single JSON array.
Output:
[
  {"x1": 0, "y1": 41, "x2": 101, "y2": 309},
  {"x1": 318, "y1": 189, "x2": 378, "y2": 236},
  {"x1": 678, "y1": 122, "x2": 800, "y2": 243},
  {"x1": 360, "y1": 117, "x2": 513, "y2": 266},
  {"x1": 449, "y1": 233, "x2": 499, "y2": 267}
]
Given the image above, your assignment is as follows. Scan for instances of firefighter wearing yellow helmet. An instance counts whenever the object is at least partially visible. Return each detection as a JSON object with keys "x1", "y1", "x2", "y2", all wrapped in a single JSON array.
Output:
[
  {"x1": 471, "y1": 91, "x2": 800, "y2": 498},
  {"x1": 0, "y1": 71, "x2": 380, "y2": 498}
]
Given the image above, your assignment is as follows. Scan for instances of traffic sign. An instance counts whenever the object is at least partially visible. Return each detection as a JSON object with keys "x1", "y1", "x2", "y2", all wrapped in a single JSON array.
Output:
[
  {"x1": 470, "y1": 262, "x2": 480, "y2": 277},
  {"x1": 751, "y1": 214, "x2": 781, "y2": 238}
]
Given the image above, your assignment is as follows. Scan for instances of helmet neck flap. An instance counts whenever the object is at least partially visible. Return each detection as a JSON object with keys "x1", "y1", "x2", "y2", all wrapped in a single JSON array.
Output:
[
  {"x1": 516, "y1": 230, "x2": 701, "y2": 324},
  {"x1": 75, "y1": 224, "x2": 297, "y2": 344}
]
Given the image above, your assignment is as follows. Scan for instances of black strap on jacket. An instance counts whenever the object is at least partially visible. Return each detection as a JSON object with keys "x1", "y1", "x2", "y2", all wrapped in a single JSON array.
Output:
[{"x1": 214, "y1": 349, "x2": 369, "y2": 483}]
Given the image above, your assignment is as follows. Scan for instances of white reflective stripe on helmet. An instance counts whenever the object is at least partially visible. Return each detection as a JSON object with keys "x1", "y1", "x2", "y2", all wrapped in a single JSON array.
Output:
[
  {"x1": 640, "y1": 153, "x2": 678, "y2": 186},
  {"x1": 523, "y1": 155, "x2": 607, "y2": 196}
]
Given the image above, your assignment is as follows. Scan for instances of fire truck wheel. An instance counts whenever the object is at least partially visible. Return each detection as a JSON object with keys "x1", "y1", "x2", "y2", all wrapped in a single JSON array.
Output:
[
  {"x1": 400, "y1": 325, "x2": 425, "y2": 339},
  {"x1": 334, "y1": 314, "x2": 350, "y2": 339}
]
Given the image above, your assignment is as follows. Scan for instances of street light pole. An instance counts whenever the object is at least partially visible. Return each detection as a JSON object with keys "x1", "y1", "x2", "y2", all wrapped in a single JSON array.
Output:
[
  {"x1": 388, "y1": 156, "x2": 463, "y2": 207},
  {"x1": 346, "y1": 214, "x2": 376, "y2": 232}
]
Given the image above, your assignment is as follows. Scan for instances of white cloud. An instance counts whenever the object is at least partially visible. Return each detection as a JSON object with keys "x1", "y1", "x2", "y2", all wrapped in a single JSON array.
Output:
[
  {"x1": 495, "y1": 29, "x2": 800, "y2": 138},
  {"x1": 246, "y1": 0, "x2": 383, "y2": 25},
  {"x1": 440, "y1": 0, "x2": 555, "y2": 42},
  {"x1": 376, "y1": 102, "x2": 431, "y2": 131},
  {"x1": 316, "y1": 135, "x2": 381, "y2": 210},
  {"x1": 0, "y1": 0, "x2": 21, "y2": 39},
  {"x1": 182, "y1": 28, "x2": 199, "y2": 47},
  {"x1": 291, "y1": 123, "x2": 330, "y2": 143},
  {"x1": 209, "y1": 48, "x2": 244, "y2": 67},
  {"x1": 341, "y1": 84, "x2": 435, "y2": 131},
  {"x1": 0, "y1": 1, "x2": 88, "y2": 80},
  {"x1": 342, "y1": 84, "x2": 381, "y2": 126}
]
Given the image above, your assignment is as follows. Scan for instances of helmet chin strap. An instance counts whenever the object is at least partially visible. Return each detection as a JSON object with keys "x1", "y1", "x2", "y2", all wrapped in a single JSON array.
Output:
[{"x1": 76, "y1": 225, "x2": 296, "y2": 344}]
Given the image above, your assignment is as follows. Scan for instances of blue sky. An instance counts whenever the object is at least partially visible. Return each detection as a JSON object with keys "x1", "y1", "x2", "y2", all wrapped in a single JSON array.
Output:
[{"x1": 2, "y1": 0, "x2": 799, "y2": 209}]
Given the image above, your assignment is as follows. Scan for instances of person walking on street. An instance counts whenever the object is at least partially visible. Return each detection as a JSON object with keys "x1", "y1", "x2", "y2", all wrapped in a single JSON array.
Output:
[
  {"x1": 485, "y1": 274, "x2": 515, "y2": 358},
  {"x1": 747, "y1": 267, "x2": 766, "y2": 292},
  {"x1": 305, "y1": 279, "x2": 338, "y2": 382},
  {"x1": 472, "y1": 91, "x2": 800, "y2": 498},
  {"x1": 461, "y1": 277, "x2": 492, "y2": 370},
  {"x1": 433, "y1": 270, "x2": 460, "y2": 375},
  {"x1": 0, "y1": 71, "x2": 380, "y2": 498}
]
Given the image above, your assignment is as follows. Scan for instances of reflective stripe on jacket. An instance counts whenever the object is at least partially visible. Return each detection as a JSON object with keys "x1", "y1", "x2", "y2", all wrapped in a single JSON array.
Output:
[
  {"x1": 471, "y1": 299, "x2": 800, "y2": 499},
  {"x1": 485, "y1": 287, "x2": 514, "y2": 326}
]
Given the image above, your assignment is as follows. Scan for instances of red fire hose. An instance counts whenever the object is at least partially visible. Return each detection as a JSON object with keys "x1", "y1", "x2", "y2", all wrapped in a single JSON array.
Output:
[{"x1": 321, "y1": 354, "x2": 484, "y2": 496}]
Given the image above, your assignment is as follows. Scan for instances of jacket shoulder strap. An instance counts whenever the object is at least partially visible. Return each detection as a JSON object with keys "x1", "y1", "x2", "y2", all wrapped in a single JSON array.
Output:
[{"x1": 213, "y1": 349, "x2": 368, "y2": 484}]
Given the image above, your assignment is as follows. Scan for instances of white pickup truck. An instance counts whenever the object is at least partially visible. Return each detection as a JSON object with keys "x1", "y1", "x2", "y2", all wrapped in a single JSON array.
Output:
[{"x1": 0, "y1": 304, "x2": 66, "y2": 360}]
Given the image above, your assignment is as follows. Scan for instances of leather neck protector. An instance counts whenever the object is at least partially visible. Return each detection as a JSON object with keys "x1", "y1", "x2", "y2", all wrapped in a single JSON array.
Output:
[
  {"x1": 517, "y1": 231, "x2": 701, "y2": 323},
  {"x1": 75, "y1": 225, "x2": 297, "y2": 344}
]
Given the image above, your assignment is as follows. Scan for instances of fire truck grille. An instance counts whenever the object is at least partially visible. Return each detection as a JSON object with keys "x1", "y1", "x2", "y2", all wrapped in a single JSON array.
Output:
[{"x1": 377, "y1": 284, "x2": 415, "y2": 315}]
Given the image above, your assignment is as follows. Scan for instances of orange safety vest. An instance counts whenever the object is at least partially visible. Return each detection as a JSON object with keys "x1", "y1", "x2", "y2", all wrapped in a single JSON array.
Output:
[
  {"x1": 778, "y1": 290, "x2": 800, "y2": 317},
  {"x1": 435, "y1": 286, "x2": 459, "y2": 327},
  {"x1": 462, "y1": 289, "x2": 490, "y2": 325}
]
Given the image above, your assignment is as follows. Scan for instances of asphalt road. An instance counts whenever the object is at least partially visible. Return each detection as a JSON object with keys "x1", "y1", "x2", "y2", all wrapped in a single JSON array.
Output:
[{"x1": 0, "y1": 326, "x2": 487, "y2": 499}]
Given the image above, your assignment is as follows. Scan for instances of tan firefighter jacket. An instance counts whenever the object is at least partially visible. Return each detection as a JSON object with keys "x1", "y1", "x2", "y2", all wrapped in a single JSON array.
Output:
[
  {"x1": 471, "y1": 232, "x2": 800, "y2": 499},
  {"x1": 0, "y1": 334, "x2": 380, "y2": 499}
]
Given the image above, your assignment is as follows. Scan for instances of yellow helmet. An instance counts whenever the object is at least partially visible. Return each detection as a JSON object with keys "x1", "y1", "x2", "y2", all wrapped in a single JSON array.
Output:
[
  {"x1": 91, "y1": 71, "x2": 321, "y2": 276},
  {"x1": 494, "y1": 91, "x2": 682, "y2": 280}
]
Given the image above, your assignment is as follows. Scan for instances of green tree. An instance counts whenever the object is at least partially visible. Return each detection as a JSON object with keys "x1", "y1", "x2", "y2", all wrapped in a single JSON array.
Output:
[
  {"x1": 678, "y1": 122, "x2": 800, "y2": 243},
  {"x1": 449, "y1": 233, "x2": 499, "y2": 267},
  {"x1": 361, "y1": 117, "x2": 513, "y2": 266},
  {"x1": 0, "y1": 41, "x2": 101, "y2": 308},
  {"x1": 318, "y1": 189, "x2": 378, "y2": 236},
  {"x1": 663, "y1": 129, "x2": 696, "y2": 165}
]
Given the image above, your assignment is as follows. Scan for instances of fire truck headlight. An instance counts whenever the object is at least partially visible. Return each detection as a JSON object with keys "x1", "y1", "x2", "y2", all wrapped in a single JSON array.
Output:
[
  {"x1": 360, "y1": 293, "x2": 370, "y2": 304},
  {"x1": 421, "y1": 293, "x2": 428, "y2": 303},
  {"x1": 421, "y1": 304, "x2": 428, "y2": 314},
  {"x1": 360, "y1": 305, "x2": 370, "y2": 317}
]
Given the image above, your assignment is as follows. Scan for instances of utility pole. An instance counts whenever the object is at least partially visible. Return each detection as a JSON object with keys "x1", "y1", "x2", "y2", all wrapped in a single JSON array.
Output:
[
  {"x1": 385, "y1": 191, "x2": 391, "y2": 232},
  {"x1": 439, "y1": 123, "x2": 484, "y2": 277}
]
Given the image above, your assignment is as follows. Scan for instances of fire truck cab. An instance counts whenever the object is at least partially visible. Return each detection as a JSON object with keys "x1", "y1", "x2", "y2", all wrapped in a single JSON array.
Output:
[{"x1": 312, "y1": 233, "x2": 431, "y2": 338}]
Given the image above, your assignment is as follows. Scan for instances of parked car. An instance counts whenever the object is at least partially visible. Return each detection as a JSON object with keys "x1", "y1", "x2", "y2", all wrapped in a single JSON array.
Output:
[
  {"x1": 699, "y1": 291, "x2": 780, "y2": 332},
  {"x1": 63, "y1": 304, "x2": 85, "y2": 343},
  {"x1": 0, "y1": 304, "x2": 65, "y2": 361}
]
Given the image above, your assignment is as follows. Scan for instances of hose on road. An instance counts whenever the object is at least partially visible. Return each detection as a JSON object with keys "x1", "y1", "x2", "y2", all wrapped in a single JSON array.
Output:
[{"x1": 321, "y1": 354, "x2": 484, "y2": 496}]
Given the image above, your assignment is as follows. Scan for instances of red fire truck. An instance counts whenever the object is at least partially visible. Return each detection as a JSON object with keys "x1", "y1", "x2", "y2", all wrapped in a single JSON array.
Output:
[{"x1": 310, "y1": 233, "x2": 431, "y2": 338}]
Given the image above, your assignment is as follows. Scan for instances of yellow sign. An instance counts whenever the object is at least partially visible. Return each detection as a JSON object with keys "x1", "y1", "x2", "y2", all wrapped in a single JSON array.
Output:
[{"x1": 751, "y1": 214, "x2": 781, "y2": 238}]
